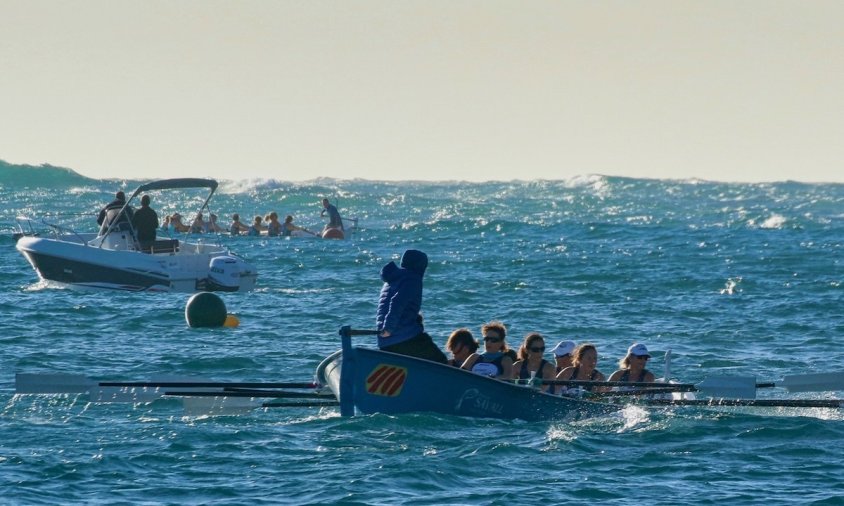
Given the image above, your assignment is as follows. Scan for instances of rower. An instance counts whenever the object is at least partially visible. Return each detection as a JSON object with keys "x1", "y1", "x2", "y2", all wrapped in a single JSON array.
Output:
[
  {"x1": 461, "y1": 321, "x2": 514, "y2": 380},
  {"x1": 608, "y1": 343, "x2": 656, "y2": 385},
  {"x1": 555, "y1": 343, "x2": 606, "y2": 395}
]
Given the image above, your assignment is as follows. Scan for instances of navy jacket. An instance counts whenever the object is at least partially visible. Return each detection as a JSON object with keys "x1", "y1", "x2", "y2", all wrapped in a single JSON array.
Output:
[{"x1": 375, "y1": 250, "x2": 428, "y2": 348}]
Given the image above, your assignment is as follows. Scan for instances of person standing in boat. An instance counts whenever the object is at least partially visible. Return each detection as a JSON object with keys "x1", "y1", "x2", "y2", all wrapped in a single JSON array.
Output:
[
  {"x1": 445, "y1": 328, "x2": 479, "y2": 367},
  {"x1": 551, "y1": 340, "x2": 576, "y2": 374},
  {"x1": 96, "y1": 190, "x2": 134, "y2": 233},
  {"x1": 608, "y1": 343, "x2": 655, "y2": 384},
  {"x1": 461, "y1": 321, "x2": 514, "y2": 380},
  {"x1": 131, "y1": 194, "x2": 159, "y2": 250},
  {"x1": 375, "y1": 249, "x2": 447, "y2": 363},
  {"x1": 555, "y1": 343, "x2": 607, "y2": 395},
  {"x1": 512, "y1": 332, "x2": 556, "y2": 392},
  {"x1": 321, "y1": 198, "x2": 344, "y2": 233}
]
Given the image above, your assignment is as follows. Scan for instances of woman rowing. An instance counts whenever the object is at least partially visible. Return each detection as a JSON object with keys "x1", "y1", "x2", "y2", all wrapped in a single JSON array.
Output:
[
  {"x1": 555, "y1": 343, "x2": 606, "y2": 395},
  {"x1": 608, "y1": 343, "x2": 655, "y2": 385},
  {"x1": 446, "y1": 328, "x2": 479, "y2": 367},
  {"x1": 461, "y1": 321, "x2": 514, "y2": 380},
  {"x1": 512, "y1": 332, "x2": 556, "y2": 392},
  {"x1": 282, "y1": 215, "x2": 316, "y2": 237}
]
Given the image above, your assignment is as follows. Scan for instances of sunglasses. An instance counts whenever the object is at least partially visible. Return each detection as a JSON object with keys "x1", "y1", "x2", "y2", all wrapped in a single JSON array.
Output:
[
  {"x1": 634, "y1": 355, "x2": 650, "y2": 360},
  {"x1": 530, "y1": 347, "x2": 545, "y2": 353},
  {"x1": 483, "y1": 336, "x2": 502, "y2": 343}
]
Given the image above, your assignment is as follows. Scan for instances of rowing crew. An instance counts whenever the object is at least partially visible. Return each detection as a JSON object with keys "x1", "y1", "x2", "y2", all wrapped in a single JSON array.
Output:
[{"x1": 446, "y1": 321, "x2": 654, "y2": 395}]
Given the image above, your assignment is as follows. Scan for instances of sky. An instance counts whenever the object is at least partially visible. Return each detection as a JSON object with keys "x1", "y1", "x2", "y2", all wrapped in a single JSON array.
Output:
[{"x1": 1, "y1": 1, "x2": 842, "y2": 183}]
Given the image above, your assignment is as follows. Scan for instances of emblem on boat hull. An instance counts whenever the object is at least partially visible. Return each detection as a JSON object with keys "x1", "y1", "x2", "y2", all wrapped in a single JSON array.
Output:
[{"x1": 365, "y1": 364, "x2": 407, "y2": 397}]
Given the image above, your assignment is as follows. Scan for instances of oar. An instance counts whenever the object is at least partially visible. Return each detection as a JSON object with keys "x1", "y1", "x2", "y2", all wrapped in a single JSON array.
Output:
[
  {"x1": 639, "y1": 398, "x2": 844, "y2": 409},
  {"x1": 163, "y1": 390, "x2": 333, "y2": 399},
  {"x1": 770, "y1": 372, "x2": 844, "y2": 393},
  {"x1": 262, "y1": 401, "x2": 339, "y2": 408},
  {"x1": 15, "y1": 373, "x2": 319, "y2": 395}
]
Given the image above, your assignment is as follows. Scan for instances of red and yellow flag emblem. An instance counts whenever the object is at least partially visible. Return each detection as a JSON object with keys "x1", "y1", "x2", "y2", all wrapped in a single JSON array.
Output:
[{"x1": 365, "y1": 364, "x2": 407, "y2": 397}]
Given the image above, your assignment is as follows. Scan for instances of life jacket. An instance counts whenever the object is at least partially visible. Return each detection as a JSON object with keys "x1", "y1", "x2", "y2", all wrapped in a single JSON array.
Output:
[
  {"x1": 471, "y1": 352, "x2": 504, "y2": 377},
  {"x1": 518, "y1": 359, "x2": 552, "y2": 380}
]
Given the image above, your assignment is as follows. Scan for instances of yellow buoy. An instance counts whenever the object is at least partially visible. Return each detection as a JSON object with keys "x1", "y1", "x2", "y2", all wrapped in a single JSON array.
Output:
[{"x1": 223, "y1": 314, "x2": 240, "y2": 327}]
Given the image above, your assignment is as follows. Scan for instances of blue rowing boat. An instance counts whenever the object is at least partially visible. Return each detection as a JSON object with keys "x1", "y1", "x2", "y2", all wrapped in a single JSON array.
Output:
[{"x1": 315, "y1": 327, "x2": 619, "y2": 422}]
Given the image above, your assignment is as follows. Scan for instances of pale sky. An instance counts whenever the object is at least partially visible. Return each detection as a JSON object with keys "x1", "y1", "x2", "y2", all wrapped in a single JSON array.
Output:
[{"x1": 1, "y1": 1, "x2": 842, "y2": 183}]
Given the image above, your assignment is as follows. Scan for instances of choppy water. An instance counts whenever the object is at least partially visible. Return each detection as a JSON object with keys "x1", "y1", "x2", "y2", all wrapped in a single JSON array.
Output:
[{"x1": 1, "y1": 164, "x2": 843, "y2": 504}]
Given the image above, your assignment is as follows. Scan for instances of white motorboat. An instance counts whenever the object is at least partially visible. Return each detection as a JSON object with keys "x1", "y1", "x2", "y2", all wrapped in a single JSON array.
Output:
[{"x1": 15, "y1": 178, "x2": 257, "y2": 293}]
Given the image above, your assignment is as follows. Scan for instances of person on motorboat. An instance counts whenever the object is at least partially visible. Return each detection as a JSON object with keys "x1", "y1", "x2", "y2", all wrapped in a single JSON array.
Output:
[
  {"x1": 96, "y1": 190, "x2": 134, "y2": 233},
  {"x1": 555, "y1": 343, "x2": 607, "y2": 395},
  {"x1": 229, "y1": 213, "x2": 250, "y2": 235},
  {"x1": 375, "y1": 249, "x2": 447, "y2": 363},
  {"x1": 282, "y1": 215, "x2": 316, "y2": 237},
  {"x1": 461, "y1": 321, "x2": 514, "y2": 379},
  {"x1": 512, "y1": 332, "x2": 556, "y2": 392},
  {"x1": 321, "y1": 198, "x2": 344, "y2": 234},
  {"x1": 445, "y1": 328, "x2": 479, "y2": 367},
  {"x1": 551, "y1": 340, "x2": 576, "y2": 374},
  {"x1": 131, "y1": 194, "x2": 159, "y2": 250},
  {"x1": 608, "y1": 343, "x2": 655, "y2": 385}
]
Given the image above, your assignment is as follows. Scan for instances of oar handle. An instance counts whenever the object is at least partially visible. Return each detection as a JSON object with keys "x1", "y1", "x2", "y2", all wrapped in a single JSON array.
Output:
[{"x1": 339, "y1": 326, "x2": 380, "y2": 337}]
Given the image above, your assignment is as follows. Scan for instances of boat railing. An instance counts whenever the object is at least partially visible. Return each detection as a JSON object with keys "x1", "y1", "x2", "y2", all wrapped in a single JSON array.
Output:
[{"x1": 15, "y1": 216, "x2": 89, "y2": 244}]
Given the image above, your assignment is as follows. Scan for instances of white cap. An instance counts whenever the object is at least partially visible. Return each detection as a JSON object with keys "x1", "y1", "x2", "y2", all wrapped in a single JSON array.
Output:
[
  {"x1": 628, "y1": 343, "x2": 651, "y2": 357},
  {"x1": 552, "y1": 340, "x2": 576, "y2": 357}
]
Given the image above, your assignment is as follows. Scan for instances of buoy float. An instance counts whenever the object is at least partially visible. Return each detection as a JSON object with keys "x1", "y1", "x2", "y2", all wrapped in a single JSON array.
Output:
[
  {"x1": 185, "y1": 292, "x2": 227, "y2": 328},
  {"x1": 223, "y1": 314, "x2": 240, "y2": 327},
  {"x1": 322, "y1": 228, "x2": 345, "y2": 240}
]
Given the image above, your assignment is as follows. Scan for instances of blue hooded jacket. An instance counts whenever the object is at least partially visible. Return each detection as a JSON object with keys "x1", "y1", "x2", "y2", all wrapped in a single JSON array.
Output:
[{"x1": 375, "y1": 249, "x2": 428, "y2": 348}]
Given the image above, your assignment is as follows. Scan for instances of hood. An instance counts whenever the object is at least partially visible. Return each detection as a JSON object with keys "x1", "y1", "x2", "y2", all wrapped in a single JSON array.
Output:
[
  {"x1": 380, "y1": 260, "x2": 401, "y2": 283},
  {"x1": 399, "y1": 249, "x2": 428, "y2": 277}
]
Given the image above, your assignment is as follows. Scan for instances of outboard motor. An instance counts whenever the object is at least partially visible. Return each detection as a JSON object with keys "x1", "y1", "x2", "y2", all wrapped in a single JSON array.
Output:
[{"x1": 206, "y1": 256, "x2": 241, "y2": 292}]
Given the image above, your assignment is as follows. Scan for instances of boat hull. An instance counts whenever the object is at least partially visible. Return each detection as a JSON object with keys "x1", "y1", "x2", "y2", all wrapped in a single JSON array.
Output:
[
  {"x1": 16, "y1": 235, "x2": 257, "y2": 293},
  {"x1": 317, "y1": 346, "x2": 618, "y2": 422}
]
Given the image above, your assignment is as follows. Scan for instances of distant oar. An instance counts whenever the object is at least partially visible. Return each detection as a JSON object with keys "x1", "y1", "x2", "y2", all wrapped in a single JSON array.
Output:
[{"x1": 640, "y1": 398, "x2": 844, "y2": 409}]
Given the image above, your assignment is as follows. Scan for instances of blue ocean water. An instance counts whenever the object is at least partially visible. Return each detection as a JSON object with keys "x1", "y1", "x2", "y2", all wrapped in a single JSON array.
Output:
[{"x1": 1, "y1": 164, "x2": 843, "y2": 504}]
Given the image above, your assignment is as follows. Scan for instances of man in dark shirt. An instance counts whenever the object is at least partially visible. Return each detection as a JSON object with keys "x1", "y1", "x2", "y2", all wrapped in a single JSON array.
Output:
[
  {"x1": 97, "y1": 191, "x2": 134, "y2": 233},
  {"x1": 321, "y1": 198, "x2": 344, "y2": 232},
  {"x1": 132, "y1": 194, "x2": 159, "y2": 248}
]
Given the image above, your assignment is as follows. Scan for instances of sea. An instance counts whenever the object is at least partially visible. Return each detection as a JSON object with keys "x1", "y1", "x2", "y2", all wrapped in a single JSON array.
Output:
[{"x1": 1, "y1": 164, "x2": 843, "y2": 505}]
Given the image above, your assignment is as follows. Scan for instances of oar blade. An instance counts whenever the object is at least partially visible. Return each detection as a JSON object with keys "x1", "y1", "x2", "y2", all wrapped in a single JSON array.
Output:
[
  {"x1": 182, "y1": 396, "x2": 261, "y2": 417},
  {"x1": 15, "y1": 373, "x2": 95, "y2": 394},
  {"x1": 779, "y1": 372, "x2": 844, "y2": 392},
  {"x1": 696, "y1": 376, "x2": 757, "y2": 399}
]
